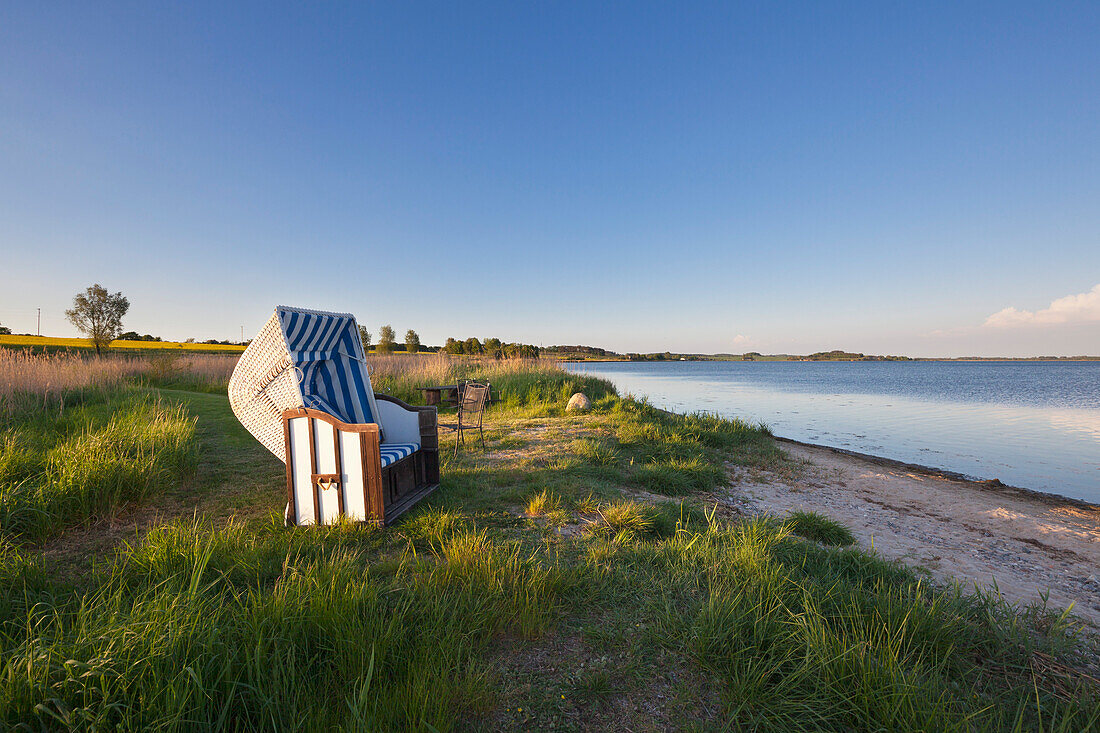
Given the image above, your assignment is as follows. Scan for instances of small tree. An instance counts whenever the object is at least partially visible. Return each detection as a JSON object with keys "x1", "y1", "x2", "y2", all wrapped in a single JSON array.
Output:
[
  {"x1": 483, "y1": 337, "x2": 503, "y2": 359},
  {"x1": 464, "y1": 337, "x2": 483, "y2": 355},
  {"x1": 443, "y1": 337, "x2": 461, "y2": 355},
  {"x1": 359, "y1": 325, "x2": 372, "y2": 352},
  {"x1": 0, "y1": 323, "x2": 10, "y2": 335},
  {"x1": 65, "y1": 284, "x2": 129, "y2": 355},
  {"x1": 377, "y1": 325, "x2": 396, "y2": 354},
  {"x1": 405, "y1": 329, "x2": 421, "y2": 354}
]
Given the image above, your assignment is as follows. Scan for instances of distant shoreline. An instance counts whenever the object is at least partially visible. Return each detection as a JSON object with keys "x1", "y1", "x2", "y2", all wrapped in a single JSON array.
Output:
[{"x1": 559, "y1": 357, "x2": 1100, "y2": 363}]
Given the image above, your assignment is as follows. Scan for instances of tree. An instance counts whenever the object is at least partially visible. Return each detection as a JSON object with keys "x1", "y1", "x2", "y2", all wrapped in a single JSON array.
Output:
[
  {"x1": 377, "y1": 325, "x2": 396, "y2": 354},
  {"x1": 463, "y1": 337, "x2": 483, "y2": 355},
  {"x1": 443, "y1": 337, "x2": 462, "y2": 355},
  {"x1": 120, "y1": 331, "x2": 160, "y2": 342},
  {"x1": 405, "y1": 329, "x2": 421, "y2": 354},
  {"x1": 484, "y1": 337, "x2": 503, "y2": 359},
  {"x1": 0, "y1": 324, "x2": 10, "y2": 335},
  {"x1": 65, "y1": 284, "x2": 129, "y2": 355},
  {"x1": 358, "y1": 325, "x2": 371, "y2": 352}
]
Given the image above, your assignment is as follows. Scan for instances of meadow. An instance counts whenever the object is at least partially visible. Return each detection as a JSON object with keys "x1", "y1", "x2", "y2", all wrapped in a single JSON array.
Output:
[{"x1": 0, "y1": 349, "x2": 1096, "y2": 730}]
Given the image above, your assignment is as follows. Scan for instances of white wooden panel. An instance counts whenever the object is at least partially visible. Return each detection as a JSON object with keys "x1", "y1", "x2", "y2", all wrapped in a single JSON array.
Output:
[
  {"x1": 312, "y1": 418, "x2": 342, "y2": 524},
  {"x1": 340, "y1": 431, "x2": 366, "y2": 521},
  {"x1": 289, "y1": 417, "x2": 315, "y2": 525}
]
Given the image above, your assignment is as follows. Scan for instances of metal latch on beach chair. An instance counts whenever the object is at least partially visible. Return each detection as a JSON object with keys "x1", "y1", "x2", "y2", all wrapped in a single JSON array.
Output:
[{"x1": 311, "y1": 473, "x2": 342, "y2": 491}]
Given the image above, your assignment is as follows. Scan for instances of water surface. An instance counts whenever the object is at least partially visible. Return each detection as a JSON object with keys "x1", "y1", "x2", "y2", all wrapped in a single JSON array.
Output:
[{"x1": 564, "y1": 361, "x2": 1100, "y2": 503}]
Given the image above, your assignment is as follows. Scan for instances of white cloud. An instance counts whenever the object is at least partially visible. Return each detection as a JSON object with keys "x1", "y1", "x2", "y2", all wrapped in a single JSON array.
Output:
[
  {"x1": 984, "y1": 283, "x2": 1100, "y2": 328},
  {"x1": 732, "y1": 334, "x2": 750, "y2": 346}
]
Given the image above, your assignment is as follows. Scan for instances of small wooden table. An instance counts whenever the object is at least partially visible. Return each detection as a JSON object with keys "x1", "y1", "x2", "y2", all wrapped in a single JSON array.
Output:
[{"x1": 419, "y1": 384, "x2": 460, "y2": 407}]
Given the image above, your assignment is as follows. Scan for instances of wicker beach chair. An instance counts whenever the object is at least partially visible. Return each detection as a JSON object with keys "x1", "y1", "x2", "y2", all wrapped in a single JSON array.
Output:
[{"x1": 228, "y1": 306, "x2": 439, "y2": 526}]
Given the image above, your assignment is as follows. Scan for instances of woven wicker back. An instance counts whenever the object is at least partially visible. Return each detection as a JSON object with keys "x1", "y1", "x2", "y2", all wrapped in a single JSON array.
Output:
[{"x1": 228, "y1": 312, "x2": 301, "y2": 460}]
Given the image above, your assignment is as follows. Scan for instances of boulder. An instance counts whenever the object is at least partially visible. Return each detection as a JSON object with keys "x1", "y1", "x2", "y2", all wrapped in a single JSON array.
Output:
[{"x1": 566, "y1": 393, "x2": 591, "y2": 411}]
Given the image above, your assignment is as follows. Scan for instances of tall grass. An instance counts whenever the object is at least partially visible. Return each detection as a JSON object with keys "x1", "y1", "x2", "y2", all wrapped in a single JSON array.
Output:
[
  {"x1": 365, "y1": 354, "x2": 616, "y2": 411},
  {"x1": 139, "y1": 352, "x2": 238, "y2": 393},
  {"x1": 0, "y1": 349, "x2": 237, "y2": 414},
  {"x1": 0, "y1": 518, "x2": 564, "y2": 730},
  {"x1": 0, "y1": 349, "x2": 147, "y2": 414},
  {"x1": 0, "y1": 514, "x2": 1093, "y2": 729},
  {"x1": 1, "y1": 348, "x2": 608, "y2": 416},
  {"x1": 0, "y1": 395, "x2": 198, "y2": 541}
]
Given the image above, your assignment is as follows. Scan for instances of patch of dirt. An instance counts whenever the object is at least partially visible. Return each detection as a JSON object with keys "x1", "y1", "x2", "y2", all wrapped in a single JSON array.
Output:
[
  {"x1": 480, "y1": 418, "x2": 596, "y2": 464},
  {"x1": 474, "y1": 628, "x2": 722, "y2": 732},
  {"x1": 33, "y1": 494, "x2": 201, "y2": 580},
  {"x1": 726, "y1": 441, "x2": 1100, "y2": 630}
]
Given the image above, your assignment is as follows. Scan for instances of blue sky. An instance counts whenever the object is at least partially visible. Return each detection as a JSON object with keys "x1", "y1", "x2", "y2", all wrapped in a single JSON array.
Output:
[{"x1": 2, "y1": 2, "x2": 1098, "y2": 356}]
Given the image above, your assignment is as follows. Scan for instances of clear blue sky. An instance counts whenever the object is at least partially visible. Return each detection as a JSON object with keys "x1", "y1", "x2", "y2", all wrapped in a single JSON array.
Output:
[{"x1": 2, "y1": 2, "x2": 1098, "y2": 356}]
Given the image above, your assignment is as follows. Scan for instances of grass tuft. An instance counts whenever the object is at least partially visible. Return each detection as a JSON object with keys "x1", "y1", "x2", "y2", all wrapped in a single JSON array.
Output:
[
  {"x1": 525, "y1": 489, "x2": 562, "y2": 517},
  {"x1": 785, "y1": 509, "x2": 857, "y2": 546}
]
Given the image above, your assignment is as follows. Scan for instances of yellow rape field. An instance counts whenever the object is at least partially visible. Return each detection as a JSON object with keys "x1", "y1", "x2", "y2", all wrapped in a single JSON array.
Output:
[{"x1": 0, "y1": 334, "x2": 246, "y2": 352}]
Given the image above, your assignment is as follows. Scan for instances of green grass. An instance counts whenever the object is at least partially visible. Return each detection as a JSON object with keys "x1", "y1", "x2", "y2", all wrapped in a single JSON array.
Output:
[
  {"x1": 0, "y1": 391, "x2": 198, "y2": 541},
  {"x1": 785, "y1": 509, "x2": 858, "y2": 546},
  {"x1": 4, "y1": 509, "x2": 1090, "y2": 730},
  {"x1": 0, "y1": 361, "x2": 1095, "y2": 730}
]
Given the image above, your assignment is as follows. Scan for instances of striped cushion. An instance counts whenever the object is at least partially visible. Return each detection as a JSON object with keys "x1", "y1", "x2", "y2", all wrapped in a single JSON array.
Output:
[{"x1": 380, "y1": 442, "x2": 419, "y2": 468}]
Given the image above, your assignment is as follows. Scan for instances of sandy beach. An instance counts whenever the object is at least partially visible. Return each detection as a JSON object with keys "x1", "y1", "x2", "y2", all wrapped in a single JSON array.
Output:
[{"x1": 724, "y1": 440, "x2": 1100, "y2": 630}]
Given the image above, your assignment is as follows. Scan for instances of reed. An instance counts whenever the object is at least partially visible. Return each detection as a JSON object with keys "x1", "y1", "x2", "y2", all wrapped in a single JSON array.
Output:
[
  {"x1": 363, "y1": 354, "x2": 616, "y2": 410},
  {"x1": 0, "y1": 349, "x2": 146, "y2": 413},
  {"x1": 0, "y1": 349, "x2": 238, "y2": 414}
]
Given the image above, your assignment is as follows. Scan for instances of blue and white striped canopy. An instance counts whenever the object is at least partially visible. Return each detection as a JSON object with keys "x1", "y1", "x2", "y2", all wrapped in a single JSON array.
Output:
[{"x1": 276, "y1": 306, "x2": 380, "y2": 429}]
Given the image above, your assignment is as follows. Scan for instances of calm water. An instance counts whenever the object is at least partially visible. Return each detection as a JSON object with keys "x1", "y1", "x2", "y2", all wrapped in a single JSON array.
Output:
[{"x1": 563, "y1": 361, "x2": 1100, "y2": 503}]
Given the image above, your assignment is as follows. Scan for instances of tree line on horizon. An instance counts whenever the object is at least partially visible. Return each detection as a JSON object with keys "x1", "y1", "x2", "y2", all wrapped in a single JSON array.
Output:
[
  {"x1": 355, "y1": 326, "x2": 541, "y2": 358},
  {"x1": 442, "y1": 337, "x2": 540, "y2": 359}
]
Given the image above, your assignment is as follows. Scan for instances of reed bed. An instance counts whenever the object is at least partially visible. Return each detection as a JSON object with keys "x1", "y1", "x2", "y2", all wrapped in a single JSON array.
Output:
[
  {"x1": 0, "y1": 349, "x2": 238, "y2": 414},
  {"x1": 0, "y1": 349, "x2": 147, "y2": 413},
  {"x1": 365, "y1": 354, "x2": 617, "y2": 411},
  {"x1": 1, "y1": 349, "x2": 597, "y2": 414},
  {"x1": 139, "y1": 352, "x2": 239, "y2": 393}
]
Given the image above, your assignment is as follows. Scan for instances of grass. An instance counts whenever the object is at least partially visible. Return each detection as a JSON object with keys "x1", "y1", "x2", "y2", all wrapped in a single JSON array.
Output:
[
  {"x1": 0, "y1": 348, "x2": 237, "y2": 413},
  {"x1": 785, "y1": 509, "x2": 858, "y2": 546},
  {"x1": 0, "y1": 391, "x2": 198, "y2": 541},
  {"x1": 366, "y1": 353, "x2": 617, "y2": 413},
  {"x1": 0, "y1": 352, "x2": 1095, "y2": 730},
  {"x1": 526, "y1": 489, "x2": 562, "y2": 516}
]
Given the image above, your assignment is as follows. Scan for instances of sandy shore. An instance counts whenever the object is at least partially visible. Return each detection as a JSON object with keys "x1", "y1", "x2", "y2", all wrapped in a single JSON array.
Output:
[{"x1": 723, "y1": 441, "x2": 1100, "y2": 630}]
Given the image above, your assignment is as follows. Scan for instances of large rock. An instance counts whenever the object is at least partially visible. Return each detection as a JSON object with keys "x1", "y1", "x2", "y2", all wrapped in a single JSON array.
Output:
[{"x1": 566, "y1": 393, "x2": 591, "y2": 411}]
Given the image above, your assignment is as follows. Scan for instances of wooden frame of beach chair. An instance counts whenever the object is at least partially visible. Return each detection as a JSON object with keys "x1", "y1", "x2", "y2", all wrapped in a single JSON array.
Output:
[
  {"x1": 281, "y1": 396, "x2": 439, "y2": 526},
  {"x1": 229, "y1": 306, "x2": 439, "y2": 527}
]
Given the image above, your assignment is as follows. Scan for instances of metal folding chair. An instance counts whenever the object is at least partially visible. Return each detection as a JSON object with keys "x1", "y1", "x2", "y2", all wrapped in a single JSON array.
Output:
[{"x1": 440, "y1": 380, "x2": 490, "y2": 457}]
